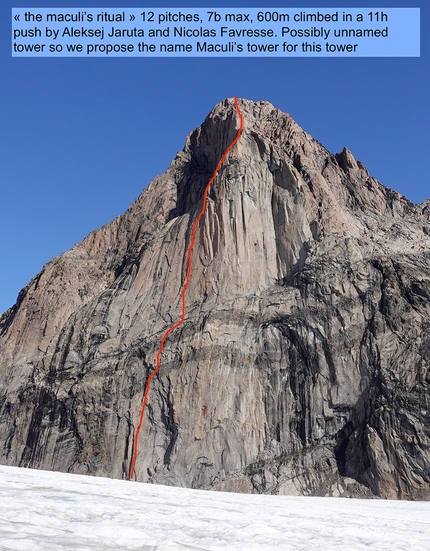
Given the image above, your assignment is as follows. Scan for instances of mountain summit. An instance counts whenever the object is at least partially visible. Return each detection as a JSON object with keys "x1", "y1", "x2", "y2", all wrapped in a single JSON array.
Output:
[{"x1": 1, "y1": 98, "x2": 430, "y2": 499}]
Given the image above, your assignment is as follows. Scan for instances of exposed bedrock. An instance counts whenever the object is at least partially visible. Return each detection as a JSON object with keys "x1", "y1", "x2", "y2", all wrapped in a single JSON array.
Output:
[{"x1": 1, "y1": 98, "x2": 430, "y2": 499}]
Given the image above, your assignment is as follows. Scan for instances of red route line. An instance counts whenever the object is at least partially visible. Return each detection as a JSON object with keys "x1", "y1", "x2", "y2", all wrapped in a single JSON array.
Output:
[{"x1": 129, "y1": 97, "x2": 243, "y2": 480}]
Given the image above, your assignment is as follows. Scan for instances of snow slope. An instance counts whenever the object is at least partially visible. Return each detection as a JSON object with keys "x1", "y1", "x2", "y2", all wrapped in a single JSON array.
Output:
[{"x1": 0, "y1": 466, "x2": 429, "y2": 550}]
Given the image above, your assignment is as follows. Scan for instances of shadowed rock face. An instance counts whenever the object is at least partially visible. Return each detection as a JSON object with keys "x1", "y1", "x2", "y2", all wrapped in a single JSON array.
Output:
[{"x1": 1, "y1": 98, "x2": 430, "y2": 499}]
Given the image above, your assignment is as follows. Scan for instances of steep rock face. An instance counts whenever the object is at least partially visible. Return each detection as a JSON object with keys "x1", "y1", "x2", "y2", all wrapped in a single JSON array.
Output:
[{"x1": 1, "y1": 98, "x2": 430, "y2": 499}]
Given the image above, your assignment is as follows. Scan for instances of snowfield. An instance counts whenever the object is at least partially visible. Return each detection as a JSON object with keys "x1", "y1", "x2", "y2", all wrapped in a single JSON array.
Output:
[{"x1": 0, "y1": 466, "x2": 429, "y2": 550}]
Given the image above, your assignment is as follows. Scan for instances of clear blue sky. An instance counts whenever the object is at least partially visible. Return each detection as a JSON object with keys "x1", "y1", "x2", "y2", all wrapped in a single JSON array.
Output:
[{"x1": 1, "y1": 0, "x2": 429, "y2": 314}]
